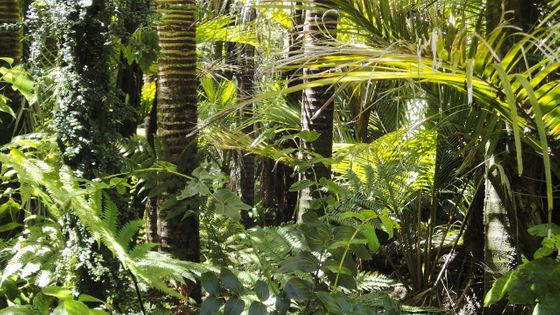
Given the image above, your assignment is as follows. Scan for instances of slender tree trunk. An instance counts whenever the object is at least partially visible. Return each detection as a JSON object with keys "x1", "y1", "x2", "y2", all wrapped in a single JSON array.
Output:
[
  {"x1": 261, "y1": 5, "x2": 303, "y2": 224},
  {"x1": 0, "y1": 0, "x2": 22, "y2": 146},
  {"x1": 298, "y1": 0, "x2": 337, "y2": 219},
  {"x1": 156, "y1": 0, "x2": 200, "y2": 302},
  {"x1": 237, "y1": 2, "x2": 256, "y2": 227}
]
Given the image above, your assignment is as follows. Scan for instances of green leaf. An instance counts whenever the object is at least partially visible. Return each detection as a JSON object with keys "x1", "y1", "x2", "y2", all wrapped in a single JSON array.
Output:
[
  {"x1": 179, "y1": 180, "x2": 210, "y2": 199},
  {"x1": 328, "y1": 239, "x2": 367, "y2": 250},
  {"x1": 200, "y1": 296, "x2": 221, "y2": 315},
  {"x1": 1, "y1": 67, "x2": 35, "y2": 102},
  {"x1": 339, "y1": 211, "x2": 365, "y2": 222},
  {"x1": 60, "y1": 300, "x2": 93, "y2": 315},
  {"x1": 255, "y1": 280, "x2": 270, "y2": 301},
  {"x1": 484, "y1": 271, "x2": 515, "y2": 306},
  {"x1": 224, "y1": 297, "x2": 244, "y2": 315},
  {"x1": 335, "y1": 274, "x2": 357, "y2": 290},
  {"x1": 283, "y1": 278, "x2": 312, "y2": 300},
  {"x1": 316, "y1": 291, "x2": 343, "y2": 315},
  {"x1": 494, "y1": 63, "x2": 523, "y2": 175},
  {"x1": 0, "y1": 222, "x2": 22, "y2": 233},
  {"x1": 534, "y1": 238, "x2": 557, "y2": 259},
  {"x1": 33, "y1": 292, "x2": 53, "y2": 315},
  {"x1": 379, "y1": 214, "x2": 394, "y2": 239},
  {"x1": 0, "y1": 306, "x2": 37, "y2": 315},
  {"x1": 248, "y1": 301, "x2": 267, "y2": 315},
  {"x1": 301, "y1": 219, "x2": 332, "y2": 251},
  {"x1": 201, "y1": 272, "x2": 220, "y2": 296},
  {"x1": 280, "y1": 251, "x2": 319, "y2": 273},
  {"x1": 0, "y1": 96, "x2": 16, "y2": 119},
  {"x1": 220, "y1": 269, "x2": 244, "y2": 295},
  {"x1": 359, "y1": 224, "x2": 380, "y2": 251},
  {"x1": 212, "y1": 189, "x2": 251, "y2": 221},
  {"x1": 1, "y1": 278, "x2": 19, "y2": 301},
  {"x1": 275, "y1": 292, "x2": 290, "y2": 314},
  {"x1": 528, "y1": 224, "x2": 560, "y2": 237},
  {"x1": 516, "y1": 75, "x2": 553, "y2": 214},
  {"x1": 116, "y1": 219, "x2": 144, "y2": 248},
  {"x1": 0, "y1": 57, "x2": 14, "y2": 66},
  {"x1": 77, "y1": 294, "x2": 104, "y2": 304},
  {"x1": 383, "y1": 295, "x2": 402, "y2": 315},
  {"x1": 297, "y1": 130, "x2": 321, "y2": 142},
  {"x1": 42, "y1": 286, "x2": 72, "y2": 301},
  {"x1": 289, "y1": 179, "x2": 315, "y2": 192}
]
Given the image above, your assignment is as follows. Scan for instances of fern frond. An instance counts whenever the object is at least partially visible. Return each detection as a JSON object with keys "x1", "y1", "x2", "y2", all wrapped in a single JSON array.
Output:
[
  {"x1": 128, "y1": 242, "x2": 158, "y2": 260},
  {"x1": 101, "y1": 192, "x2": 119, "y2": 234},
  {"x1": 116, "y1": 219, "x2": 144, "y2": 248},
  {"x1": 0, "y1": 149, "x2": 203, "y2": 298},
  {"x1": 355, "y1": 271, "x2": 396, "y2": 292}
]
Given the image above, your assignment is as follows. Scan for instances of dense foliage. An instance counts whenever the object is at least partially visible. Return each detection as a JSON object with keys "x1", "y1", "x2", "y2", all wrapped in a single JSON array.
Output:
[{"x1": 1, "y1": 0, "x2": 560, "y2": 314}]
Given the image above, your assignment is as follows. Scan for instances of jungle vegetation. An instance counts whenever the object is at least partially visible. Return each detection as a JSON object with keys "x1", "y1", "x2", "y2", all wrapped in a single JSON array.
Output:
[{"x1": 1, "y1": 0, "x2": 560, "y2": 314}]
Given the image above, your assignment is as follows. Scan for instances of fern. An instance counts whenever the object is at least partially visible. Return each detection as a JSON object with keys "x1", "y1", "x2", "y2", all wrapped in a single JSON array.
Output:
[
  {"x1": 116, "y1": 219, "x2": 144, "y2": 249},
  {"x1": 101, "y1": 192, "x2": 119, "y2": 235},
  {"x1": 0, "y1": 147, "x2": 208, "y2": 298},
  {"x1": 1, "y1": 218, "x2": 62, "y2": 288},
  {"x1": 355, "y1": 271, "x2": 397, "y2": 292}
]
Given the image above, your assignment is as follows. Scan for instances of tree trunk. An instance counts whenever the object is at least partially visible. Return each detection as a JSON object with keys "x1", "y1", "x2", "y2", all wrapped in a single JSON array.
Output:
[
  {"x1": 486, "y1": 0, "x2": 543, "y2": 33},
  {"x1": 156, "y1": 0, "x2": 200, "y2": 302},
  {"x1": 0, "y1": 0, "x2": 22, "y2": 146},
  {"x1": 483, "y1": 2, "x2": 545, "y2": 313},
  {"x1": 237, "y1": 2, "x2": 256, "y2": 227},
  {"x1": 298, "y1": 0, "x2": 337, "y2": 219},
  {"x1": 260, "y1": 5, "x2": 303, "y2": 224}
]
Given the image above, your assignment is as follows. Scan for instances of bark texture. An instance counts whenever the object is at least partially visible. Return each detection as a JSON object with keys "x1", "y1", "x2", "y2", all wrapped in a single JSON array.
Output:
[
  {"x1": 156, "y1": 0, "x2": 199, "y2": 270},
  {"x1": 237, "y1": 3, "x2": 256, "y2": 226},
  {"x1": 0, "y1": 0, "x2": 22, "y2": 146},
  {"x1": 298, "y1": 0, "x2": 337, "y2": 218}
]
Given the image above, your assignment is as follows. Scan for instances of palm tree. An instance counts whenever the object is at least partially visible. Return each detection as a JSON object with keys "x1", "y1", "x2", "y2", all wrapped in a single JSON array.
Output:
[
  {"x1": 298, "y1": 0, "x2": 338, "y2": 216},
  {"x1": 0, "y1": 0, "x2": 22, "y2": 146},
  {"x1": 155, "y1": 0, "x2": 200, "y2": 300},
  {"x1": 275, "y1": 0, "x2": 559, "y2": 311}
]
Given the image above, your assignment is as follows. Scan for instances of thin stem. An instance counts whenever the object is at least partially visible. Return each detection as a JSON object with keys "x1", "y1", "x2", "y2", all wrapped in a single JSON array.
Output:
[{"x1": 127, "y1": 268, "x2": 147, "y2": 315}]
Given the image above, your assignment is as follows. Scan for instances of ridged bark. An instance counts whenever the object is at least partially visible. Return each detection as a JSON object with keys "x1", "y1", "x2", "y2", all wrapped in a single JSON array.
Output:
[
  {"x1": 156, "y1": 0, "x2": 199, "y2": 268},
  {"x1": 298, "y1": 0, "x2": 337, "y2": 218},
  {"x1": 0, "y1": 0, "x2": 22, "y2": 146}
]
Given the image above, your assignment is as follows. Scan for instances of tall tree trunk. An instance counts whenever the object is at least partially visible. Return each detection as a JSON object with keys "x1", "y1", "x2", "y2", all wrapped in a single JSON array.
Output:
[
  {"x1": 483, "y1": 2, "x2": 544, "y2": 314},
  {"x1": 237, "y1": 2, "x2": 256, "y2": 227},
  {"x1": 260, "y1": 5, "x2": 303, "y2": 224},
  {"x1": 156, "y1": 0, "x2": 200, "y2": 301},
  {"x1": 298, "y1": 0, "x2": 337, "y2": 219},
  {"x1": 0, "y1": 0, "x2": 22, "y2": 146}
]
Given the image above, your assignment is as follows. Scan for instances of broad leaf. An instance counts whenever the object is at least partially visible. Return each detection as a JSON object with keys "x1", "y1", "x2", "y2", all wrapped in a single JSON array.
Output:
[
  {"x1": 359, "y1": 224, "x2": 380, "y2": 251},
  {"x1": 212, "y1": 189, "x2": 251, "y2": 221},
  {"x1": 224, "y1": 297, "x2": 245, "y2": 315},
  {"x1": 280, "y1": 251, "x2": 319, "y2": 273},
  {"x1": 283, "y1": 278, "x2": 312, "y2": 300},
  {"x1": 220, "y1": 268, "x2": 244, "y2": 295},
  {"x1": 201, "y1": 272, "x2": 220, "y2": 296},
  {"x1": 255, "y1": 280, "x2": 270, "y2": 301},
  {"x1": 42, "y1": 286, "x2": 72, "y2": 301},
  {"x1": 200, "y1": 296, "x2": 221, "y2": 315},
  {"x1": 248, "y1": 301, "x2": 267, "y2": 315}
]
